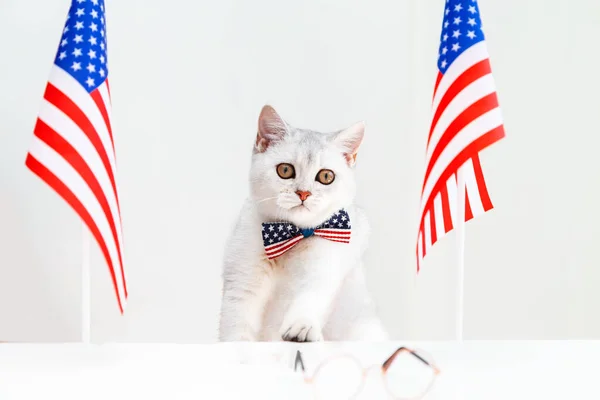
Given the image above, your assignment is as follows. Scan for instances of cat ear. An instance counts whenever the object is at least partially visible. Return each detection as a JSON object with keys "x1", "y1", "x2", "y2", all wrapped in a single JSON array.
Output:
[
  {"x1": 255, "y1": 105, "x2": 288, "y2": 153},
  {"x1": 334, "y1": 121, "x2": 365, "y2": 167}
]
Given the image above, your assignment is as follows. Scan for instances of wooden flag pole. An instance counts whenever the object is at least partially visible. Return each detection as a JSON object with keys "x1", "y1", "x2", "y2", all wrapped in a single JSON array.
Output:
[
  {"x1": 455, "y1": 167, "x2": 467, "y2": 341},
  {"x1": 81, "y1": 223, "x2": 91, "y2": 344}
]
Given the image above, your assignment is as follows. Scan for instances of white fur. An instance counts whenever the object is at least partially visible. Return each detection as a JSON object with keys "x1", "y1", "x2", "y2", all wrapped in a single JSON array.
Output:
[{"x1": 218, "y1": 106, "x2": 388, "y2": 342}]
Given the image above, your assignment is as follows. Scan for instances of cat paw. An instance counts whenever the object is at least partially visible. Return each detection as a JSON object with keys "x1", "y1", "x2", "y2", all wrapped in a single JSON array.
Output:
[{"x1": 280, "y1": 318, "x2": 323, "y2": 342}]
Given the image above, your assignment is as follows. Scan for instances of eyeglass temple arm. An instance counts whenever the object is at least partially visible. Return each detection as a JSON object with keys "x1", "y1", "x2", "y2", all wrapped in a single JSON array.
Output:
[
  {"x1": 381, "y1": 347, "x2": 440, "y2": 374},
  {"x1": 294, "y1": 350, "x2": 306, "y2": 373}
]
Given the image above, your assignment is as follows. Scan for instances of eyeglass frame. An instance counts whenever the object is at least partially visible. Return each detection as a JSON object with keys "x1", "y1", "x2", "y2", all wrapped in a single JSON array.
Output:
[{"x1": 293, "y1": 346, "x2": 441, "y2": 399}]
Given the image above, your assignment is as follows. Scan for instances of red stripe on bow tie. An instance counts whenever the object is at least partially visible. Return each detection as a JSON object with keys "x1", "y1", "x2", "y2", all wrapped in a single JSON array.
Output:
[
  {"x1": 265, "y1": 235, "x2": 304, "y2": 259},
  {"x1": 265, "y1": 229, "x2": 352, "y2": 259},
  {"x1": 314, "y1": 229, "x2": 351, "y2": 243}
]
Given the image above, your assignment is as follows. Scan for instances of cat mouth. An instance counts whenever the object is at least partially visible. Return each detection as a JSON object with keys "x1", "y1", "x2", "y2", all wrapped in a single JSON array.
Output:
[{"x1": 291, "y1": 203, "x2": 311, "y2": 211}]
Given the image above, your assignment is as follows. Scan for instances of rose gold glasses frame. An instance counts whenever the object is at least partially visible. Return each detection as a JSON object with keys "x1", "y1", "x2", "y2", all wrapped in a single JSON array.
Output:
[{"x1": 294, "y1": 347, "x2": 441, "y2": 400}]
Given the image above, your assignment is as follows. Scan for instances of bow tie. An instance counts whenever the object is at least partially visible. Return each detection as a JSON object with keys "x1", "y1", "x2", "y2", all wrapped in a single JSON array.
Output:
[{"x1": 261, "y1": 209, "x2": 351, "y2": 260}]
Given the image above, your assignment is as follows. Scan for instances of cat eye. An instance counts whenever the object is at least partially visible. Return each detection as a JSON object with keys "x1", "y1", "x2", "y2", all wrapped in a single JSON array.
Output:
[
  {"x1": 316, "y1": 169, "x2": 335, "y2": 185},
  {"x1": 276, "y1": 163, "x2": 295, "y2": 179}
]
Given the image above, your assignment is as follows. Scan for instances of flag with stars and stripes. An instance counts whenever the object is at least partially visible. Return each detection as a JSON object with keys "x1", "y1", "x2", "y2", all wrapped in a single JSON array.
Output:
[
  {"x1": 25, "y1": 0, "x2": 127, "y2": 313},
  {"x1": 416, "y1": 0, "x2": 505, "y2": 272}
]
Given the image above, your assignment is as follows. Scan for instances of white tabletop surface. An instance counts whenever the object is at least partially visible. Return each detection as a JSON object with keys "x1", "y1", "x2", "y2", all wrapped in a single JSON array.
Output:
[{"x1": 0, "y1": 340, "x2": 598, "y2": 399}]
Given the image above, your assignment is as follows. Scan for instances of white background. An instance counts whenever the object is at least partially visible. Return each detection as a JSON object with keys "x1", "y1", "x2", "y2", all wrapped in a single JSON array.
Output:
[{"x1": 1, "y1": 0, "x2": 599, "y2": 343}]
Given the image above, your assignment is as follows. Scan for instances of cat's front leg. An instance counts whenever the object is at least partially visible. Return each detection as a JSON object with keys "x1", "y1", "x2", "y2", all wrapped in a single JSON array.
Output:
[
  {"x1": 218, "y1": 262, "x2": 273, "y2": 342},
  {"x1": 279, "y1": 246, "x2": 347, "y2": 342}
]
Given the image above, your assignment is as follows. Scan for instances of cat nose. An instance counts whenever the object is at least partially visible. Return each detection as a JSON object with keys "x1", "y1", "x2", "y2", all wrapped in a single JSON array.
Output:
[{"x1": 295, "y1": 190, "x2": 312, "y2": 202}]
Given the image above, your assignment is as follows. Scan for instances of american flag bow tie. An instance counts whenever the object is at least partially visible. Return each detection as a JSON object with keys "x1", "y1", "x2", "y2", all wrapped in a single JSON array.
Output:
[{"x1": 262, "y1": 209, "x2": 351, "y2": 259}]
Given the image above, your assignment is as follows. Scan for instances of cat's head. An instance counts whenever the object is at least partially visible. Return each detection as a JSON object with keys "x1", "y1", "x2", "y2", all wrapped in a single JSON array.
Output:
[{"x1": 249, "y1": 105, "x2": 364, "y2": 228}]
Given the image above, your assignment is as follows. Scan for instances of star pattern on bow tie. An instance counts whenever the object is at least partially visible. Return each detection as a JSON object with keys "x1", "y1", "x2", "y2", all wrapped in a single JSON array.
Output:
[{"x1": 261, "y1": 209, "x2": 351, "y2": 259}]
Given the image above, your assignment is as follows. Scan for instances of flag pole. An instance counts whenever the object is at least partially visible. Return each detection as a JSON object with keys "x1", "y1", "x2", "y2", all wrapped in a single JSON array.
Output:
[
  {"x1": 455, "y1": 167, "x2": 466, "y2": 341},
  {"x1": 81, "y1": 222, "x2": 91, "y2": 344}
]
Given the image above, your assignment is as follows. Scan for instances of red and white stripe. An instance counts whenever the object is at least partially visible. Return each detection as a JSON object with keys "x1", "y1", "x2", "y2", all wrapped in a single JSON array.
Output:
[
  {"x1": 265, "y1": 235, "x2": 305, "y2": 259},
  {"x1": 25, "y1": 66, "x2": 127, "y2": 313},
  {"x1": 416, "y1": 41, "x2": 505, "y2": 272},
  {"x1": 265, "y1": 229, "x2": 351, "y2": 260},
  {"x1": 314, "y1": 228, "x2": 351, "y2": 244}
]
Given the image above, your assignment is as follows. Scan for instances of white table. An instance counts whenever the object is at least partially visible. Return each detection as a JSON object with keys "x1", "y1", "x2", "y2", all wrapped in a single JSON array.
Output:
[{"x1": 0, "y1": 341, "x2": 597, "y2": 399}]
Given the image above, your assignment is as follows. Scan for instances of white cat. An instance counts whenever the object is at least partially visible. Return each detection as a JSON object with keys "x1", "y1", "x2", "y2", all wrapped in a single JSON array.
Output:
[{"x1": 218, "y1": 105, "x2": 388, "y2": 342}]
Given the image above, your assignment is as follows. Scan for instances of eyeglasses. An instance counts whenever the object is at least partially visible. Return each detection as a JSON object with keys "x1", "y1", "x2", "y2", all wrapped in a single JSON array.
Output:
[{"x1": 293, "y1": 347, "x2": 440, "y2": 400}]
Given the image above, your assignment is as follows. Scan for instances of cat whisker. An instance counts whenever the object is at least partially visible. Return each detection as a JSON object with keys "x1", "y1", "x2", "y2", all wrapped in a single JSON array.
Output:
[{"x1": 254, "y1": 196, "x2": 278, "y2": 204}]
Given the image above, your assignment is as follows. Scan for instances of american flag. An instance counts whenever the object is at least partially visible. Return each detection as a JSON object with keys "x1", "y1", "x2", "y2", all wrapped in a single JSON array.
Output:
[
  {"x1": 25, "y1": 0, "x2": 127, "y2": 313},
  {"x1": 416, "y1": 0, "x2": 505, "y2": 272},
  {"x1": 262, "y1": 209, "x2": 351, "y2": 259}
]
